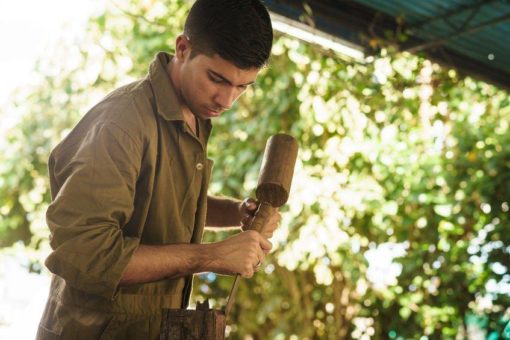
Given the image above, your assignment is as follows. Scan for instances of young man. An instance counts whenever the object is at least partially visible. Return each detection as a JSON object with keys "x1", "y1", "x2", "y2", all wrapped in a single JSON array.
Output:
[{"x1": 37, "y1": 0, "x2": 279, "y2": 338}]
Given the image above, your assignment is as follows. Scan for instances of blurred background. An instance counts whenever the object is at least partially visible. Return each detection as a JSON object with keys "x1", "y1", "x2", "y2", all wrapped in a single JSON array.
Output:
[{"x1": 0, "y1": 0, "x2": 509, "y2": 339}]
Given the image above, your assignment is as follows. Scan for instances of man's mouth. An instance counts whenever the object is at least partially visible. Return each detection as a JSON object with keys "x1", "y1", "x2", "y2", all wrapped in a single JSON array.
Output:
[{"x1": 205, "y1": 108, "x2": 222, "y2": 117}]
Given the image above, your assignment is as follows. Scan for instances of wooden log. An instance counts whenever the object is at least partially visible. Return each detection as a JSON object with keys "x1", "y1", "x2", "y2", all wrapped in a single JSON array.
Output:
[
  {"x1": 160, "y1": 301, "x2": 225, "y2": 340},
  {"x1": 249, "y1": 134, "x2": 298, "y2": 232},
  {"x1": 256, "y1": 133, "x2": 299, "y2": 207}
]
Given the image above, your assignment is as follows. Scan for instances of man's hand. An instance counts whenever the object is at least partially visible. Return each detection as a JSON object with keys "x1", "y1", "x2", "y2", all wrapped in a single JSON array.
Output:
[
  {"x1": 239, "y1": 198, "x2": 258, "y2": 230},
  {"x1": 239, "y1": 198, "x2": 282, "y2": 239},
  {"x1": 209, "y1": 230, "x2": 272, "y2": 278}
]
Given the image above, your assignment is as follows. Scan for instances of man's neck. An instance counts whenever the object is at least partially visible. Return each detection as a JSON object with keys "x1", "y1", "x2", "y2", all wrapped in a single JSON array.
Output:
[
  {"x1": 167, "y1": 57, "x2": 198, "y2": 136},
  {"x1": 183, "y1": 109, "x2": 198, "y2": 136}
]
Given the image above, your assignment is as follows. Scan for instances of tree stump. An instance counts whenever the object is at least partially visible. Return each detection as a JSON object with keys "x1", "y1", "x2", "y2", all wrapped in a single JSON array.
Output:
[{"x1": 160, "y1": 300, "x2": 226, "y2": 340}]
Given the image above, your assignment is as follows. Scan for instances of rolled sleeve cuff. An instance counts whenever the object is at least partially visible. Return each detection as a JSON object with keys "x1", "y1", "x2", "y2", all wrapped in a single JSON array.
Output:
[{"x1": 45, "y1": 235, "x2": 139, "y2": 300}]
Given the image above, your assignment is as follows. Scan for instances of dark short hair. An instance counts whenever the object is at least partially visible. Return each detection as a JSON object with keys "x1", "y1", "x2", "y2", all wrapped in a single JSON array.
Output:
[{"x1": 184, "y1": 0, "x2": 273, "y2": 69}]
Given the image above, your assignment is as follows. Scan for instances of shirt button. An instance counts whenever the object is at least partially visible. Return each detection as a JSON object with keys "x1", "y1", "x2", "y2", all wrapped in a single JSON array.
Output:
[{"x1": 196, "y1": 163, "x2": 204, "y2": 171}]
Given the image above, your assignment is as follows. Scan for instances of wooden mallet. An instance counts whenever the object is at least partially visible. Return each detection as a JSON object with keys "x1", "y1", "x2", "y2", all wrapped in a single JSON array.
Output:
[{"x1": 224, "y1": 133, "x2": 299, "y2": 317}]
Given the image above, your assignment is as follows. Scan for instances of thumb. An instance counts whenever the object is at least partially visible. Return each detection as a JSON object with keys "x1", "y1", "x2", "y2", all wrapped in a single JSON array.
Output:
[{"x1": 244, "y1": 198, "x2": 258, "y2": 212}]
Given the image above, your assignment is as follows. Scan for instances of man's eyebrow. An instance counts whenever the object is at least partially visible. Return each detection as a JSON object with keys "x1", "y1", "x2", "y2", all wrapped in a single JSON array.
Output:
[{"x1": 208, "y1": 70, "x2": 255, "y2": 87}]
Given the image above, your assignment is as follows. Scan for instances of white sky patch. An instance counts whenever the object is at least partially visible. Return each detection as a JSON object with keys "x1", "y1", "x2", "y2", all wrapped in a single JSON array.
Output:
[
  {"x1": 365, "y1": 242, "x2": 408, "y2": 289},
  {"x1": 0, "y1": 253, "x2": 51, "y2": 339},
  {"x1": 0, "y1": 0, "x2": 102, "y2": 131},
  {"x1": 0, "y1": 0, "x2": 100, "y2": 336}
]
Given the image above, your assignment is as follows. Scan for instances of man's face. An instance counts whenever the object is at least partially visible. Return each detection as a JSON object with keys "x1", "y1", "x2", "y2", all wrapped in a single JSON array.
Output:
[{"x1": 179, "y1": 51, "x2": 261, "y2": 120}]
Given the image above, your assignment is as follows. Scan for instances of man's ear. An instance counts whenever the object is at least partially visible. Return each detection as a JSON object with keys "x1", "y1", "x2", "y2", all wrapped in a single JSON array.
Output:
[{"x1": 175, "y1": 34, "x2": 191, "y2": 61}]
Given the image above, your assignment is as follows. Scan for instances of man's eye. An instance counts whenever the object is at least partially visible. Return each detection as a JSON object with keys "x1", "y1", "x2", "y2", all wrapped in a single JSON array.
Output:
[{"x1": 209, "y1": 75, "x2": 222, "y2": 83}]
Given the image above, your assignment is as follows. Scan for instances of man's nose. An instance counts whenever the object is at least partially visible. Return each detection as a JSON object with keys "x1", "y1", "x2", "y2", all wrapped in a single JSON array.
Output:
[{"x1": 215, "y1": 87, "x2": 237, "y2": 110}]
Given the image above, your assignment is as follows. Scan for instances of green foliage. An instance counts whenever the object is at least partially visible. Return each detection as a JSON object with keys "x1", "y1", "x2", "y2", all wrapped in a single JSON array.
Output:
[{"x1": 1, "y1": 0, "x2": 509, "y2": 337}]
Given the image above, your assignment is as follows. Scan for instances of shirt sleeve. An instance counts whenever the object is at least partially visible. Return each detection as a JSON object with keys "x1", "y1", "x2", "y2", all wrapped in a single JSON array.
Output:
[{"x1": 45, "y1": 121, "x2": 142, "y2": 300}]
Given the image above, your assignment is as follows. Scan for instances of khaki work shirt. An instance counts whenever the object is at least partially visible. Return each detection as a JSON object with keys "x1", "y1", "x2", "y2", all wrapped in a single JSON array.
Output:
[{"x1": 37, "y1": 52, "x2": 213, "y2": 339}]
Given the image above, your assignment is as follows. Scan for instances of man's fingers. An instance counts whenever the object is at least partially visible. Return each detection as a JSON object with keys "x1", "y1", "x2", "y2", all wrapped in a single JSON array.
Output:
[
  {"x1": 242, "y1": 270, "x2": 254, "y2": 278},
  {"x1": 251, "y1": 251, "x2": 265, "y2": 272},
  {"x1": 245, "y1": 228, "x2": 272, "y2": 250},
  {"x1": 242, "y1": 198, "x2": 259, "y2": 214},
  {"x1": 246, "y1": 200, "x2": 257, "y2": 210},
  {"x1": 259, "y1": 236, "x2": 273, "y2": 252},
  {"x1": 242, "y1": 215, "x2": 253, "y2": 224}
]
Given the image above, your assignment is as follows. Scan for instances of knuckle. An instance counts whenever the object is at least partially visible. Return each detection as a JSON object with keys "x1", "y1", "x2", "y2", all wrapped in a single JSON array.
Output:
[
  {"x1": 249, "y1": 251, "x2": 258, "y2": 260},
  {"x1": 244, "y1": 266, "x2": 252, "y2": 276}
]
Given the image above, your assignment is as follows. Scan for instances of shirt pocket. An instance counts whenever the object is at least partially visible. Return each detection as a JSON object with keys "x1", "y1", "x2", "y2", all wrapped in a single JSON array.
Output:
[{"x1": 37, "y1": 297, "x2": 113, "y2": 340}]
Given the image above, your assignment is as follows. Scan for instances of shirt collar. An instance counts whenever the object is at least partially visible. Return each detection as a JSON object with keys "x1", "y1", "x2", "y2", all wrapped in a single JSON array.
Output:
[
  {"x1": 148, "y1": 52, "x2": 213, "y2": 137},
  {"x1": 148, "y1": 52, "x2": 184, "y2": 121}
]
